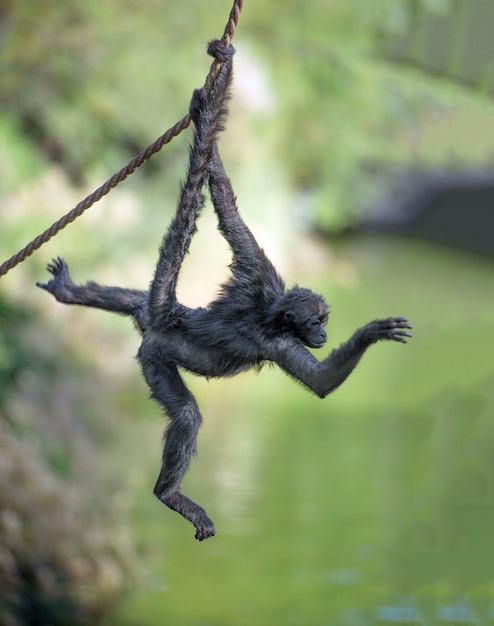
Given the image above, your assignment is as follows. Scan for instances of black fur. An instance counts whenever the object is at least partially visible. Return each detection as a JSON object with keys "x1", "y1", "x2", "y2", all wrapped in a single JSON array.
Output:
[{"x1": 37, "y1": 39, "x2": 412, "y2": 540}]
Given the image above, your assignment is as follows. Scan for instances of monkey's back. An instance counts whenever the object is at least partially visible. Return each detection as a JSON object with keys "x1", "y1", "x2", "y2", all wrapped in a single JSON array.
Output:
[{"x1": 139, "y1": 307, "x2": 264, "y2": 380}]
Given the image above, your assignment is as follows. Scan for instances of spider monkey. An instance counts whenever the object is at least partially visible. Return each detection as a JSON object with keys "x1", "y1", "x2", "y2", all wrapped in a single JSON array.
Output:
[{"x1": 37, "y1": 40, "x2": 412, "y2": 541}]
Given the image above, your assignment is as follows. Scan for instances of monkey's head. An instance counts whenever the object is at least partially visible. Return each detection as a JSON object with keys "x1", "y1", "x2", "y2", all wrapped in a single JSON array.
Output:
[{"x1": 278, "y1": 287, "x2": 329, "y2": 349}]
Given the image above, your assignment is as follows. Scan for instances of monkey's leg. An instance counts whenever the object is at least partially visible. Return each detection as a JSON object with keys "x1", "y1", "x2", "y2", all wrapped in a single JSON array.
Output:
[
  {"x1": 37, "y1": 257, "x2": 148, "y2": 322},
  {"x1": 139, "y1": 356, "x2": 215, "y2": 540}
]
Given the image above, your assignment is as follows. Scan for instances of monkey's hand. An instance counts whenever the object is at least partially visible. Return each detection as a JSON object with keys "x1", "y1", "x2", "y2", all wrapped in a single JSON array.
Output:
[
  {"x1": 361, "y1": 317, "x2": 413, "y2": 345},
  {"x1": 36, "y1": 257, "x2": 75, "y2": 303}
]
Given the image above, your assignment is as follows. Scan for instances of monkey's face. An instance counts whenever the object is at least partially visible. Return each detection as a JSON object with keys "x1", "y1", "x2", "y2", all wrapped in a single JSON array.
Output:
[
  {"x1": 291, "y1": 300, "x2": 329, "y2": 349},
  {"x1": 298, "y1": 312, "x2": 328, "y2": 349},
  {"x1": 282, "y1": 289, "x2": 329, "y2": 348}
]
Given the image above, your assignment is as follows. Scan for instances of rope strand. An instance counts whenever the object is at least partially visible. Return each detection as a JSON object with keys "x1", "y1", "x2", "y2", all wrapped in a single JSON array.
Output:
[{"x1": 0, "y1": 0, "x2": 243, "y2": 278}]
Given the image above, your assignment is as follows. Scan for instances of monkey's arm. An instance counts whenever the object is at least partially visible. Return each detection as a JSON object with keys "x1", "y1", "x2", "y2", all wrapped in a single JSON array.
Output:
[
  {"x1": 208, "y1": 143, "x2": 265, "y2": 261},
  {"x1": 269, "y1": 318, "x2": 412, "y2": 399},
  {"x1": 148, "y1": 41, "x2": 234, "y2": 326},
  {"x1": 37, "y1": 257, "x2": 149, "y2": 331},
  {"x1": 207, "y1": 143, "x2": 282, "y2": 291}
]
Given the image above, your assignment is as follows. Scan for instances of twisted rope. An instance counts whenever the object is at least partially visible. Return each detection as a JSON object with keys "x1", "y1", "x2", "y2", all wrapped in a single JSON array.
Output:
[{"x1": 0, "y1": 0, "x2": 243, "y2": 278}]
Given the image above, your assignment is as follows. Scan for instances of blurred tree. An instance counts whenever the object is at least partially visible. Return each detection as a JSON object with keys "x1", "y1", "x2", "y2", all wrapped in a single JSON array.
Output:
[
  {"x1": 0, "y1": 296, "x2": 133, "y2": 625},
  {"x1": 3, "y1": 0, "x2": 493, "y2": 231}
]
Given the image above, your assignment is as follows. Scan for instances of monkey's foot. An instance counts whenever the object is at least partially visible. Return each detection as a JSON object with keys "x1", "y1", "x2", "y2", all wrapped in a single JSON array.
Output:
[
  {"x1": 194, "y1": 514, "x2": 216, "y2": 542},
  {"x1": 36, "y1": 257, "x2": 74, "y2": 302},
  {"x1": 156, "y1": 489, "x2": 216, "y2": 541}
]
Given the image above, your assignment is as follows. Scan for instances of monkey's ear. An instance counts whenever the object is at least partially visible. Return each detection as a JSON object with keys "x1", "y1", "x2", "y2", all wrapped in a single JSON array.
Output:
[{"x1": 283, "y1": 310, "x2": 295, "y2": 323}]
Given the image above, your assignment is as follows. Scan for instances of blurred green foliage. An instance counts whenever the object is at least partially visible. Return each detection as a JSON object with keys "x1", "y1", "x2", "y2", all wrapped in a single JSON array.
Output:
[
  {"x1": 2, "y1": 0, "x2": 493, "y2": 230},
  {"x1": 0, "y1": 299, "x2": 31, "y2": 408}
]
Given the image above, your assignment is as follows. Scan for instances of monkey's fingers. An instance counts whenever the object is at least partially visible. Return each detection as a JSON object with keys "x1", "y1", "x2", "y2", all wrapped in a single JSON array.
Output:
[
  {"x1": 390, "y1": 331, "x2": 413, "y2": 344},
  {"x1": 389, "y1": 317, "x2": 413, "y2": 328}
]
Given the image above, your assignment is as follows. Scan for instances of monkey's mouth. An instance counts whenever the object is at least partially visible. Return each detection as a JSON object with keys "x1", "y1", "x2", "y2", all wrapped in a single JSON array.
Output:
[{"x1": 310, "y1": 341, "x2": 326, "y2": 349}]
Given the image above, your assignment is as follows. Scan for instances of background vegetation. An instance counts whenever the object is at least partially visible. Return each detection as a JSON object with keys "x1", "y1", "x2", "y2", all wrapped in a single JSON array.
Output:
[{"x1": 1, "y1": 0, "x2": 493, "y2": 624}]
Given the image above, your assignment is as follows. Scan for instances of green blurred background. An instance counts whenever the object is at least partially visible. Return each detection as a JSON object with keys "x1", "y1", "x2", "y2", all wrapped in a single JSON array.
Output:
[{"x1": 1, "y1": 0, "x2": 494, "y2": 624}]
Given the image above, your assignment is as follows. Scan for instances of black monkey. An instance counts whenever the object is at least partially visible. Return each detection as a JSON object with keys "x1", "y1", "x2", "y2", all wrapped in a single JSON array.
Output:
[{"x1": 37, "y1": 40, "x2": 412, "y2": 541}]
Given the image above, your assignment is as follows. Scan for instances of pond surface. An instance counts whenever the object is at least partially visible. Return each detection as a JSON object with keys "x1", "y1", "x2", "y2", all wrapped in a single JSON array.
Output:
[{"x1": 105, "y1": 238, "x2": 494, "y2": 625}]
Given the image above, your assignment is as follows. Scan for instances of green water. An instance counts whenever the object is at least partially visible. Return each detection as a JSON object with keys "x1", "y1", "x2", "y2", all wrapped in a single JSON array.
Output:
[{"x1": 106, "y1": 238, "x2": 494, "y2": 625}]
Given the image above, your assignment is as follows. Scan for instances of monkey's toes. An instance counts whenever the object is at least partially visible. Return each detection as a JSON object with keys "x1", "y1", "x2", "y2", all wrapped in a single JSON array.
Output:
[
  {"x1": 46, "y1": 257, "x2": 67, "y2": 276},
  {"x1": 195, "y1": 521, "x2": 216, "y2": 541}
]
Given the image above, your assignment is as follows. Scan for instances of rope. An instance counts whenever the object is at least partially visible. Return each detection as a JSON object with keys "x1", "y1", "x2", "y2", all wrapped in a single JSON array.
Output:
[{"x1": 0, "y1": 0, "x2": 244, "y2": 279}]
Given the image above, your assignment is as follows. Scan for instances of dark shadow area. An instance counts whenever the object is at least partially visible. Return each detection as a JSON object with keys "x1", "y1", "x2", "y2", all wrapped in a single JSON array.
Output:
[{"x1": 348, "y1": 170, "x2": 494, "y2": 259}]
